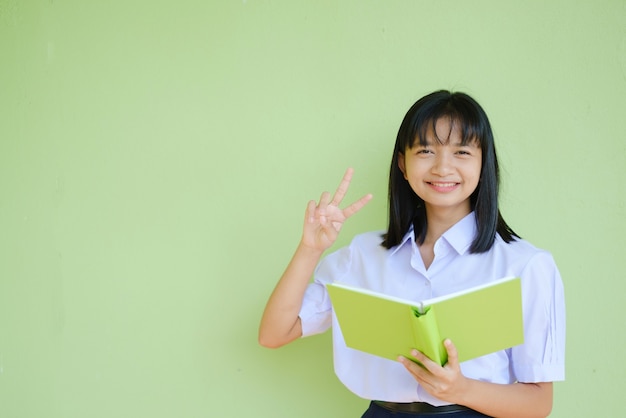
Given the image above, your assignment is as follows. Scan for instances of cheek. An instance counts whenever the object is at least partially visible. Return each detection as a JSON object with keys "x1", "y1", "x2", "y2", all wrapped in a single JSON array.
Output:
[
  {"x1": 471, "y1": 162, "x2": 482, "y2": 182},
  {"x1": 475, "y1": 168, "x2": 482, "y2": 182}
]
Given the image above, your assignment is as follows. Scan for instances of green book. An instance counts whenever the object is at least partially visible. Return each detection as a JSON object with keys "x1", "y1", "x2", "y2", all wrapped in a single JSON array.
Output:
[{"x1": 326, "y1": 276, "x2": 524, "y2": 366}]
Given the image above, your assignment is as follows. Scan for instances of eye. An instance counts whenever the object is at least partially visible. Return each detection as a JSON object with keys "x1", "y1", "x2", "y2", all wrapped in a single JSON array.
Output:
[
  {"x1": 455, "y1": 147, "x2": 474, "y2": 156},
  {"x1": 415, "y1": 147, "x2": 433, "y2": 155}
]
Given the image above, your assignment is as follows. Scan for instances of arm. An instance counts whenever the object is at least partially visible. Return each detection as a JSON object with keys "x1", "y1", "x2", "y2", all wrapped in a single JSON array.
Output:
[
  {"x1": 399, "y1": 340, "x2": 553, "y2": 418},
  {"x1": 258, "y1": 168, "x2": 372, "y2": 348}
]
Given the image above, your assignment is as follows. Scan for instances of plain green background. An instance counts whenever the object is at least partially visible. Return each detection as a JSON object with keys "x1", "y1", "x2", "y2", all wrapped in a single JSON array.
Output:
[{"x1": 1, "y1": 1, "x2": 625, "y2": 416}]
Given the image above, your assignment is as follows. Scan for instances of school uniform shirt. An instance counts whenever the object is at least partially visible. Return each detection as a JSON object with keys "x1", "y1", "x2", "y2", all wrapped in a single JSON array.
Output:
[{"x1": 298, "y1": 212, "x2": 565, "y2": 406}]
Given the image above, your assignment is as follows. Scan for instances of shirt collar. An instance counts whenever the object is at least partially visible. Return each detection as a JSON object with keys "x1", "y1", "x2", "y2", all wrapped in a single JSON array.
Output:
[
  {"x1": 389, "y1": 212, "x2": 477, "y2": 256},
  {"x1": 389, "y1": 227, "x2": 415, "y2": 256},
  {"x1": 442, "y1": 212, "x2": 477, "y2": 255}
]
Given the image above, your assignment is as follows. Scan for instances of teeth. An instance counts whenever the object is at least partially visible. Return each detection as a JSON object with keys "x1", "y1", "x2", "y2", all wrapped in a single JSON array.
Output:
[{"x1": 431, "y1": 182, "x2": 456, "y2": 187}]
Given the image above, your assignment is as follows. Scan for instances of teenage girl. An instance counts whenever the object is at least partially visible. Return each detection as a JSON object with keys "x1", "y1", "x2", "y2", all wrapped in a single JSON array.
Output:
[{"x1": 259, "y1": 90, "x2": 565, "y2": 418}]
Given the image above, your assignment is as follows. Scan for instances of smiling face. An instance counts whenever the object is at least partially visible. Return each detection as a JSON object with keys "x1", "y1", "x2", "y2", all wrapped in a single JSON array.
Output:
[{"x1": 398, "y1": 117, "x2": 482, "y2": 220}]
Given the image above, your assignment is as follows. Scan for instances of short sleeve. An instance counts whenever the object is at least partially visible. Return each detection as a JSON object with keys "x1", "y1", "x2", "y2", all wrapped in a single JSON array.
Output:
[
  {"x1": 299, "y1": 245, "x2": 352, "y2": 337},
  {"x1": 511, "y1": 251, "x2": 566, "y2": 382}
]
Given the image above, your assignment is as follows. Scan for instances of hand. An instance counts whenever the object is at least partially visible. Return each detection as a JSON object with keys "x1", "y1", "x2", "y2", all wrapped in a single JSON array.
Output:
[
  {"x1": 300, "y1": 168, "x2": 372, "y2": 252},
  {"x1": 398, "y1": 339, "x2": 470, "y2": 404}
]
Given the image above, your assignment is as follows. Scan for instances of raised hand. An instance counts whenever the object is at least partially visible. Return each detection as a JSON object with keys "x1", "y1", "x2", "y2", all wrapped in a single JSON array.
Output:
[
  {"x1": 258, "y1": 168, "x2": 372, "y2": 348},
  {"x1": 301, "y1": 168, "x2": 372, "y2": 252}
]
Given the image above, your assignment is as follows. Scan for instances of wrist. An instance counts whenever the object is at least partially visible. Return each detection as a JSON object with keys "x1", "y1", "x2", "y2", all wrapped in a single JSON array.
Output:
[
  {"x1": 452, "y1": 377, "x2": 486, "y2": 411},
  {"x1": 296, "y1": 241, "x2": 326, "y2": 258}
]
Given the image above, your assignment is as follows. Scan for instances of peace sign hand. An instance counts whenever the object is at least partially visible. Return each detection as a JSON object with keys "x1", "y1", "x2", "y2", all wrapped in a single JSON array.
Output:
[{"x1": 301, "y1": 168, "x2": 373, "y2": 252}]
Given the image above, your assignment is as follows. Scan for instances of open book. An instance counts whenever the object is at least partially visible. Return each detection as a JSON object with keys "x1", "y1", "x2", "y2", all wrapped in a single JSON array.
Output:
[{"x1": 326, "y1": 276, "x2": 524, "y2": 366}]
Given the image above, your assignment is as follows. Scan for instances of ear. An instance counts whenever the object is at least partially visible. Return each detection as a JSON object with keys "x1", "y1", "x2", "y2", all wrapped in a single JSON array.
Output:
[{"x1": 397, "y1": 152, "x2": 408, "y2": 180}]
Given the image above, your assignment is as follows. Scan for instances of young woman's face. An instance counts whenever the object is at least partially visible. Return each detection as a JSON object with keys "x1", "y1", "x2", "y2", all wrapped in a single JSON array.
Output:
[{"x1": 398, "y1": 117, "x2": 482, "y2": 218}]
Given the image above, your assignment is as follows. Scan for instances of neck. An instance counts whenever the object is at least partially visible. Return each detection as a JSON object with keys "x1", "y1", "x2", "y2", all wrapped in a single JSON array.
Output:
[{"x1": 423, "y1": 205, "x2": 471, "y2": 244}]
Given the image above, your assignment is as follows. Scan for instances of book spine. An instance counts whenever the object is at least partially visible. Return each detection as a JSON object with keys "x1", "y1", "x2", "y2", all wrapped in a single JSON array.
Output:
[{"x1": 409, "y1": 306, "x2": 447, "y2": 366}]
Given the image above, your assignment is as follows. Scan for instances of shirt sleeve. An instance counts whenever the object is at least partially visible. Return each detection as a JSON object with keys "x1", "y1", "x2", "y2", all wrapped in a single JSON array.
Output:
[
  {"x1": 299, "y1": 245, "x2": 352, "y2": 337},
  {"x1": 511, "y1": 251, "x2": 566, "y2": 382}
]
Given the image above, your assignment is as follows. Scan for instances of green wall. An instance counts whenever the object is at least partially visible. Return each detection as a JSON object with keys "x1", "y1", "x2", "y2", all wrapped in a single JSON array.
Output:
[{"x1": 1, "y1": 1, "x2": 625, "y2": 416}]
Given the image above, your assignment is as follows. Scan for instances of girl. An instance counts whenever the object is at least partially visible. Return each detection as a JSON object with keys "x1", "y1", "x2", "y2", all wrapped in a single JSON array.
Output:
[{"x1": 259, "y1": 90, "x2": 565, "y2": 418}]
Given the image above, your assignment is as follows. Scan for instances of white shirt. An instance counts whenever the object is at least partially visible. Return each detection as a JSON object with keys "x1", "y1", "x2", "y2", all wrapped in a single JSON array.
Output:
[{"x1": 299, "y1": 212, "x2": 565, "y2": 405}]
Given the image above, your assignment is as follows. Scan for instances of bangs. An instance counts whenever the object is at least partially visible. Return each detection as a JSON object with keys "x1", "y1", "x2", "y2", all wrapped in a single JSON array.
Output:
[
  {"x1": 414, "y1": 116, "x2": 482, "y2": 147},
  {"x1": 404, "y1": 94, "x2": 487, "y2": 149}
]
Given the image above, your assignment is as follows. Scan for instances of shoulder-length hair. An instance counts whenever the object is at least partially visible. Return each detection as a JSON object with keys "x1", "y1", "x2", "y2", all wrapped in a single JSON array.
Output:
[{"x1": 382, "y1": 90, "x2": 518, "y2": 252}]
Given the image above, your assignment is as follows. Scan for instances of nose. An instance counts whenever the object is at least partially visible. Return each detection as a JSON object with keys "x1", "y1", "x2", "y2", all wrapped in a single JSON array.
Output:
[{"x1": 431, "y1": 152, "x2": 453, "y2": 176}]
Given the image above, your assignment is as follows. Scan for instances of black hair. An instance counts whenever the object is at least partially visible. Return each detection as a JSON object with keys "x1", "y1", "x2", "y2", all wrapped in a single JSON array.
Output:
[{"x1": 381, "y1": 90, "x2": 519, "y2": 252}]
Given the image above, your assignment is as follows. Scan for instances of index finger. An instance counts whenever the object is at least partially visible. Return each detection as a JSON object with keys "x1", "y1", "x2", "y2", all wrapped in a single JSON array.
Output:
[
  {"x1": 342, "y1": 193, "x2": 373, "y2": 219},
  {"x1": 408, "y1": 349, "x2": 441, "y2": 372}
]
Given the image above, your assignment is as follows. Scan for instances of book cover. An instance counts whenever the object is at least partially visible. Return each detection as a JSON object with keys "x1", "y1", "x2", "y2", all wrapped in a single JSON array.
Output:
[{"x1": 326, "y1": 276, "x2": 524, "y2": 365}]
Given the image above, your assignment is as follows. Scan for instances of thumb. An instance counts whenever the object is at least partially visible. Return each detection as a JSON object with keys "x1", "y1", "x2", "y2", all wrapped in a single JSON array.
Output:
[{"x1": 443, "y1": 339, "x2": 460, "y2": 369}]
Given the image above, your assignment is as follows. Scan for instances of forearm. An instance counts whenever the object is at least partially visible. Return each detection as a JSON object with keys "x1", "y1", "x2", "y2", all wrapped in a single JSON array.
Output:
[
  {"x1": 258, "y1": 243, "x2": 324, "y2": 348},
  {"x1": 457, "y1": 380, "x2": 553, "y2": 418}
]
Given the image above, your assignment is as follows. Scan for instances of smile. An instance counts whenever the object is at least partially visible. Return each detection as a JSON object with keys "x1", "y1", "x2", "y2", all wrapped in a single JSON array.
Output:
[{"x1": 428, "y1": 182, "x2": 458, "y2": 187}]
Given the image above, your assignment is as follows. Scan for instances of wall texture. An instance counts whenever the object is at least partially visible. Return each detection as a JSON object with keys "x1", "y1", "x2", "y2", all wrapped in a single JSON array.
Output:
[{"x1": 1, "y1": 1, "x2": 625, "y2": 416}]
